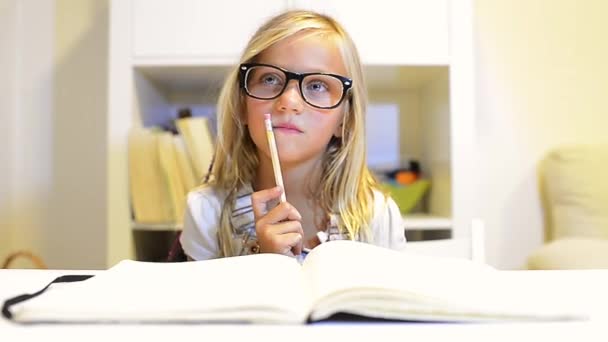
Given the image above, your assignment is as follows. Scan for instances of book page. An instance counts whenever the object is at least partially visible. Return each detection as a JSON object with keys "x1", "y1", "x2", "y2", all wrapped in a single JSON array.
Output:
[
  {"x1": 14, "y1": 254, "x2": 311, "y2": 324},
  {"x1": 302, "y1": 240, "x2": 492, "y2": 303},
  {"x1": 302, "y1": 241, "x2": 584, "y2": 322}
]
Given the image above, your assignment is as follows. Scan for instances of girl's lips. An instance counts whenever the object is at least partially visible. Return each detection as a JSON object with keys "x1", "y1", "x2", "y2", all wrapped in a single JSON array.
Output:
[{"x1": 274, "y1": 124, "x2": 303, "y2": 133}]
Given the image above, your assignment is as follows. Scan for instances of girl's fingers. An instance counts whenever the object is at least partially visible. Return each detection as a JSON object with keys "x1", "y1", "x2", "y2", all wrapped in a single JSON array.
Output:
[
  {"x1": 251, "y1": 186, "x2": 283, "y2": 220},
  {"x1": 289, "y1": 233, "x2": 303, "y2": 256},
  {"x1": 257, "y1": 221, "x2": 304, "y2": 255},
  {"x1": 264, "y1": 220, "x2": 304, "y2": 236},
  {"x1": 279, "y1": 233, "x2": 303, "y2": 256},
  {"x1": 251, "y1": 187, "x2": 304, "y2": 257},
  {"x1": 262, "y1": 202, "x2": 302, "y2": 225}
]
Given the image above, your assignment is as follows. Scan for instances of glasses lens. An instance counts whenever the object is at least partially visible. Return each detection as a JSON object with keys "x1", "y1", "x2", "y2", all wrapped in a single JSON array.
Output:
[
  {"x1": 245, "y1": 66, "x2": 285, "y2": 99},
  {"x1": 302, "y1": 74, "x2": 344, "y2": 108}
]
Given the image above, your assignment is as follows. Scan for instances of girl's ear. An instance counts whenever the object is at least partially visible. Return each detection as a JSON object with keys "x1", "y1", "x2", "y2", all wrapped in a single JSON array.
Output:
[
  {"x1": 333, "y1": 104, "x2": 349, "y2": 138},
  {"x1": 239, "y1": 94, "x2": 248, "y2": 122},
  {"x1": 333, "y1": 121, "x2": 343, "y2": 138}
]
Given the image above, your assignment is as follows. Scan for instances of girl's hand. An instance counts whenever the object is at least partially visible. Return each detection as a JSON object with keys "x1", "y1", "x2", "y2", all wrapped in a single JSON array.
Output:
[{"x1": 251, "y1": 186, "x2": 304, "y2": 256}]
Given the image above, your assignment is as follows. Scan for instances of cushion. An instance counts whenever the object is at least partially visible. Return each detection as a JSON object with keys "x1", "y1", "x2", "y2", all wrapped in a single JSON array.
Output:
[
  {"x1": 542, "y1": 145, "x2": 608, "y2": 239},
  {"x1": 527, "y1": 237, "x2": 608, "y2": 270}
]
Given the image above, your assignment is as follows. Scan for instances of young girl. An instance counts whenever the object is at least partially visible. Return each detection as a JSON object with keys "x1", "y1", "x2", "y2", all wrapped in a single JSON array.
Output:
[{"x1": 179, "y1": 10, "x2": 406, "y2": 260}]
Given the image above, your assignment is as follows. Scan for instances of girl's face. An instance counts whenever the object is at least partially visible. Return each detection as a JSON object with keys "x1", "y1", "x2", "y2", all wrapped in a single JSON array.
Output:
[{"x1": 244, "y1": 33, "x2": 348, "y2": 167}]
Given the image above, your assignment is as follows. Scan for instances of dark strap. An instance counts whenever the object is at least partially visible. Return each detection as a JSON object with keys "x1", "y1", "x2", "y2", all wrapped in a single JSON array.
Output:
[{"x1": 2, "y1": 274, "x2": 93, "y2": 321}]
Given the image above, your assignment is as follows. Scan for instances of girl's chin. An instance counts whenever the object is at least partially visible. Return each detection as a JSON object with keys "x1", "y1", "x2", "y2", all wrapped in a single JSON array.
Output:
[{"x1": 277, "y1": 153, "x2": 323, "y2": 167}]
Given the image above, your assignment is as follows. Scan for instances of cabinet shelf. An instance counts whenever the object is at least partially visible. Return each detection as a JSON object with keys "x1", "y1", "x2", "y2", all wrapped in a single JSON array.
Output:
[
  {"x1": 403, "y1": 214, "x2": 452, "y2": 231},
  {"x1": 132, "y1": 222, "x2": 183, "y2": 232}
]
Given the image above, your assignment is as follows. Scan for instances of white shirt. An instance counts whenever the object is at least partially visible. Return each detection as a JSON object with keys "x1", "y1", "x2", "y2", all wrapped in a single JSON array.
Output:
[{"x1": 180, "y1": 184, "x2": 406, "y2": 260}]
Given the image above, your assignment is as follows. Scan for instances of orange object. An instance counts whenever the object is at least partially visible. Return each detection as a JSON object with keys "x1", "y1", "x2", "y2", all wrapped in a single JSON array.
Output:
[{"x1": 396, "y1": 171, "x2": 418, "y2": 185}]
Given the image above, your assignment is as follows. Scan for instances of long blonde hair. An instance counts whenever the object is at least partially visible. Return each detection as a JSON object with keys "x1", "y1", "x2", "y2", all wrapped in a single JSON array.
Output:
[{"x1": 210, "y1": 10, "x2": 377, "y2": 257}]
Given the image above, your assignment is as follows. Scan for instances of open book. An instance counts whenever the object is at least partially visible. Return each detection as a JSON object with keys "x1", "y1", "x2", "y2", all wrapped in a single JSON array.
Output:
[{"x1": 5, "y1": 241, "x2": 587, "y2": 324}]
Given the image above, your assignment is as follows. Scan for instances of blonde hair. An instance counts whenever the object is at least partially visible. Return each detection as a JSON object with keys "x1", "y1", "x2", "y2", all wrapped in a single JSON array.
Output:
[{"x1": 210, "y1": 10, "x2": 377, "y2": 257}]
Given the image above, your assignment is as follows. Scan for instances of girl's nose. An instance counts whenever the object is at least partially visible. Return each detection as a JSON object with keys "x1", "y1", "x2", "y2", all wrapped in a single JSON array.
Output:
[{"x1": 275, "y1": 80, "x2": 304, "y2": 114}]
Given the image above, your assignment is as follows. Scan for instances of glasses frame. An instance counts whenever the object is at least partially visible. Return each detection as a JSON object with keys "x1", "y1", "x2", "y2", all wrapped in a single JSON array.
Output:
[{"x1": 239, "y1": 63, "x2": 353, "y2": 109}]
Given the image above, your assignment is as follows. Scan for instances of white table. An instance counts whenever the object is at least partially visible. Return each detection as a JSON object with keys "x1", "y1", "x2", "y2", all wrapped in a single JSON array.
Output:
[{"x1": 2, "y1": 268, "x2": 608, "y2": 342}]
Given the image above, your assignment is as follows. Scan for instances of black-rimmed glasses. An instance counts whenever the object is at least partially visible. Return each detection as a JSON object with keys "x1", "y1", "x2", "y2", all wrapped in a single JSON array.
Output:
[{"x1": 239, "y1": 63, "x2": 352, "y2": 109}]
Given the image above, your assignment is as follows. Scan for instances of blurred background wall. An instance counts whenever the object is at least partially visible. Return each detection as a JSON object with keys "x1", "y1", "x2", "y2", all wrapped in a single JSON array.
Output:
[{"x1": 1, "y1": 0, "x2": 607, "y2": 269}]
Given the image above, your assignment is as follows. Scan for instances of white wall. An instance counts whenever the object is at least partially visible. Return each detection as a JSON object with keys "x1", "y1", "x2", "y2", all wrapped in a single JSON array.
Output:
[
  {"x1": 475, "y1": 0, "x2": 608, "y2": 268},
  {"x1": 51, "y1": 0, "x2": 109, "y2": 269},
  {"x1": 0, "y1": 0, "x2": 18, "y2": 261},
  {"x1": 1, "y1": 0, "x2": 109, "y2": 269},
  {"x1": 0, "y1": 0, "x2": 55, "y2": 268}
]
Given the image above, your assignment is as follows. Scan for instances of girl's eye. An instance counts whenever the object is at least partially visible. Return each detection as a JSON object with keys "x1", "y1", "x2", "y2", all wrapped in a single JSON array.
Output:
[
  {"x1": 306, "y1": 81, "x2": 329, "y2": 93},
  {"x1": 259, "y1": 73, "x2": 282, "y2": 86}
]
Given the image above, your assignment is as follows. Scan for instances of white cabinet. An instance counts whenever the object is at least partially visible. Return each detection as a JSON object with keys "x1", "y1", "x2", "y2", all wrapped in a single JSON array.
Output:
[
  {"x1": 108, "y1": 0, "x2": 476, "y2": 265},
  {"x1": 132, "y1": 0, "x2": 288, "y2": 62},
  {"x1": 131, "y1": 0, "x2": 450, "y2": 65},
  {"x1": 292, "y1": 0, "x2": 450, "y2": 65}
]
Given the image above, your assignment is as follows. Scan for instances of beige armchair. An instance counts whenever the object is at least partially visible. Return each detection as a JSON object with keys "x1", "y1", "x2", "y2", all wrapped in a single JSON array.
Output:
[{"x1": 527, "y1": 145, "x2": 608, "y2": 269}]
